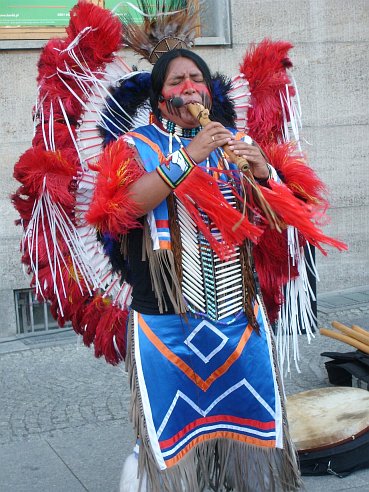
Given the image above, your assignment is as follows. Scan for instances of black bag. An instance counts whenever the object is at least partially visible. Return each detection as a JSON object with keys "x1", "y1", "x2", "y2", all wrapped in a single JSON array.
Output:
[
  {"x1": 298, "y1": 430, "x2": 369, "y2": 477},
  {"x1": 321, "y1": 350, "x2": 369, "y2": 389}
]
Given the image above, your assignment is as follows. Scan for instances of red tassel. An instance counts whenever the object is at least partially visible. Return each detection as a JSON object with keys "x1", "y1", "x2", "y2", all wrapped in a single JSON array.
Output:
[
  {"x1": 264, "y1": 142, "x2": 329, "y2": 209},
  {"x1": 260, "y1": 181, "x2": 347, "y2": 255},
  {"x1": 240, "y1": 39, "x2": 295, "y2": 145},
  {"x1": 175, "y1": 167, "x2": 263, "y2": 260},
  {"x1": 86, "y1": 139, "x2": 145, "y2": 235}
]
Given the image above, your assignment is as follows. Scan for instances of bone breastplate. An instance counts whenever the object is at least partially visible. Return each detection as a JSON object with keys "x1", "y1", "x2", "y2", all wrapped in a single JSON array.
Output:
[{"x1": 176, "y1": 185, "x2": 244, "y2": 321}]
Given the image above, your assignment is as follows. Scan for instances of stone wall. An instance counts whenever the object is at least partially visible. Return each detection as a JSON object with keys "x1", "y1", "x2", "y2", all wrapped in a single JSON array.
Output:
[{"x1": 1, "y1": 0, "x2": 368, "y2": 337}]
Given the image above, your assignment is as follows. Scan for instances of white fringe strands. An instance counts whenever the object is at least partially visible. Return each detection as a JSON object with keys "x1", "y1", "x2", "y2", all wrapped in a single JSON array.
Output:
[
  {"x1": 280, "y1": 73, "x2": 303, "y2": 149},
  {"x1": 231, "y1": 68, "x2": 317, "y2": 374},
  {"x1": 229, "y1": 74, "x2": 251, "y2": 133},
  {"x1": 276, "y1": 78, "x2": 317, "y2": 375},
  {"x1": 276, "y1": 228, "x2": 317, "y2": 375}
]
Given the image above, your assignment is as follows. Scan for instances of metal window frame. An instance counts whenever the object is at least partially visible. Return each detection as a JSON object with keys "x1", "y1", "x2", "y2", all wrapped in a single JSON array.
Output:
[
  {"x1": 195, "y1": 0, "x2": 232, "y2": 47},
  {"x1": 14, "y1": 288, "x2": 69, "y2": 336}
]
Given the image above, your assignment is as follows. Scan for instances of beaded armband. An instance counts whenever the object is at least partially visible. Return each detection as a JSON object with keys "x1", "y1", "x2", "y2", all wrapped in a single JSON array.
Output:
[{"x1": 156, "y1": 147, "x2": 195, "y2": 189}]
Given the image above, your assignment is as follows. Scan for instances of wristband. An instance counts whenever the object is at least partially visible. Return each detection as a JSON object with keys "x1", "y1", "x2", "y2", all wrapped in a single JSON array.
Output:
[
  {"x1": 156, "y1": 147, "x2": 195, "y2": 189},
  {"x1": 254, "y1": 163, "x2": 272, "y2": 183}
]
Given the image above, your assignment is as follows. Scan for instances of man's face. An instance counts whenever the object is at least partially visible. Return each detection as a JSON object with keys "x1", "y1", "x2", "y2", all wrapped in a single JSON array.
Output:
[{"x1": 159, "y1": 57, "x2": 211, "y2": 128}]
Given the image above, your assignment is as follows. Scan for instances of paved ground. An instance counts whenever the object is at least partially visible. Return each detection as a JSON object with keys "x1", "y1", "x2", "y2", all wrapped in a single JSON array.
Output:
[{"x1": 1, "y1": 285, "x2": 369, "y2": 491}]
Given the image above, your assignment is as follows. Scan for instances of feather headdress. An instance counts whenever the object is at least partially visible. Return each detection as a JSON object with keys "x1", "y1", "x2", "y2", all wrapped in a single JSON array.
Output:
[{"x1": 118, "y1": 0, "x2": 199, "y2": 63}]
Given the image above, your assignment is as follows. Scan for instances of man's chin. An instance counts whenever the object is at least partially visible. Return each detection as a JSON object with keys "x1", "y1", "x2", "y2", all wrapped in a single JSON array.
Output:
[{"x1": 170, "y1": 114, "x2": 199, "y2": 129}]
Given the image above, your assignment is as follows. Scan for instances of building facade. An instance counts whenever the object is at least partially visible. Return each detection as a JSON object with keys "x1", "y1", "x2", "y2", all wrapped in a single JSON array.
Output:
[{"x1": 1, "y1": 0, "x2": 368, "y2": 337}]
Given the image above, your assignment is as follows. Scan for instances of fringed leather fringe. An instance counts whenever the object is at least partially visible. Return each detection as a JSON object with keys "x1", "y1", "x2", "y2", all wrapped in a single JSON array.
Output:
[
  {"x1": 239, "y1": 241, "x2": 259, "y2": 333},
  {"x1": 125, "y1": 312, "x2": 302, "y2": 492},
  {"x1": 142, "y1": 220, "x2": 187, "y2": 314},
  {"x1": 167, "y1": 194, "x2": 183, "y2": 285}
]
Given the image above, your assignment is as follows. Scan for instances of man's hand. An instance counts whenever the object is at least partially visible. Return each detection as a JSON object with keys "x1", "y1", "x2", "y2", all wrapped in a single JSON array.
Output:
[
  {"x1": 185, "y1": 122, "x2": 233, "y2": 163},
  {"x1": 228, "y1": 139, "x2": 269, "y2": 179}
]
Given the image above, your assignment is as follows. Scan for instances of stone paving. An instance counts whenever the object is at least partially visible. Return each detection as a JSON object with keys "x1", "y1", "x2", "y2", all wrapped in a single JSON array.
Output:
[
  {"x1": 1, "y1": 286, "x2": 369, "y2": 491},
  {"x1": 0, "y1": 344, "x2": 130, "y2": 446}
]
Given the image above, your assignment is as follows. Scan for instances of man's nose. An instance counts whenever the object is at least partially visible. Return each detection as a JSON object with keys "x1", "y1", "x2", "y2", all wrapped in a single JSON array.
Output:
[{"x1": 182, "y1": 79, "x2": 196, "y2": 93}]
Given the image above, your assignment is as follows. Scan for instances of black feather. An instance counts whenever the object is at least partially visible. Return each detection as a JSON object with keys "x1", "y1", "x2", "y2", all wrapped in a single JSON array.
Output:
[
  {"x1": 210, "y1": 73, "x2": 236, "y2": 128},
  {"x1": 99, "y1": 72, "x2": 151, "y2": 146}
]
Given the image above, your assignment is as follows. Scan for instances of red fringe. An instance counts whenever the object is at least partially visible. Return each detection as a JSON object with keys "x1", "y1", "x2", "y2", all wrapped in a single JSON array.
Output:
[
  {"x1": 264, "y1": 142, "x2": 329, "y2": 209},
  {"x1": 175, "y1": 167, "x2": 263, "y2": 260},
  {"x1": 260, "y1": 181, "x2": 347, "y2": 255},
  {"x1": 240, "y1": 39, "x2": 295, "y2": 145},
  {"x1": 86, "y1": 139, "x2": 145, "y2": 235}
]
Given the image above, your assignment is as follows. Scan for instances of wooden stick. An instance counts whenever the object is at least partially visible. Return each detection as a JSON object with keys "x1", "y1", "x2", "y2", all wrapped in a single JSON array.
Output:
[
  {"x1": 331, "y1": 321, "x2": 369, "y2": 347},
  {"x1": 320, "y1": 328, "x2": 369, "y2": 354},
  {"x1": 352, "y1": 324, "x2": 369, "y2": 336}
]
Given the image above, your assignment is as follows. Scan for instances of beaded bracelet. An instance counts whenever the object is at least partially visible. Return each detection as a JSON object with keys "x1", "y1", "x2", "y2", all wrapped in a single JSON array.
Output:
[{"x1": 156, "y1": 147, "x2": 195, "y2": 189}]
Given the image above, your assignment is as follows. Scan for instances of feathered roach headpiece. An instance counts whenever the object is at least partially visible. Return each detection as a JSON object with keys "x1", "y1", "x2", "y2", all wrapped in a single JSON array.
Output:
[{"x1": 118, "y1": 0, "x2": 199, "y2": 64}]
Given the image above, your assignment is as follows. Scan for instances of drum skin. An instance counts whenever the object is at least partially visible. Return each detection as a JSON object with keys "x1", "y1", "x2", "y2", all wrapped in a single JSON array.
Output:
[{"x1": 286, "y1": 387, "x2": 369, "y2": 452}]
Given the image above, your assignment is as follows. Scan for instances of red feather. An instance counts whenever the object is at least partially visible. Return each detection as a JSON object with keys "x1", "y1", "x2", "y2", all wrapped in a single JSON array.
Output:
[
  {"x1": 94, "y1": 304, "x2": 128, "y2": 365},
  {"x1": 260, "y1": 181, "x2": 347, "y2": 255},
  {"x1": 37, "y1": 38, "x2": 69, "y2": 84},
  {"x1": 11, "y1": 191, "x2": 34, "y2": 226},
  {"x1": 81, "y1": 295, "x2": 108, "y2": 347},
  {"x1": 264, "y1": 142, "x2": 329, "y2": 210},
  {"x1": 241, "y1": 39, "x2": 295, "y2": 145},
  {"x1": 13, "y1": 148, "x2": 77, "y2": 207},
  {"x1": 86, "y1": 139, "x2": 145, "y2": 235},
  {"x1": 67, "y1": 1, "x2": 122, "y2": 66}
]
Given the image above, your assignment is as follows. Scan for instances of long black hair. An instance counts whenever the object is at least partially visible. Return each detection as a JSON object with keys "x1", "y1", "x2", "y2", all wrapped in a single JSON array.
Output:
[{"x1": 150, "y1": 48, "x2": 236, "y2": 127}]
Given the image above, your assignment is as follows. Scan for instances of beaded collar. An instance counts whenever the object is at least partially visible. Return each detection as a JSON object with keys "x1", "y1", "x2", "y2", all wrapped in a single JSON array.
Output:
[{"x1": 160, "y1": 117, "x2": 202, "y2": 138}]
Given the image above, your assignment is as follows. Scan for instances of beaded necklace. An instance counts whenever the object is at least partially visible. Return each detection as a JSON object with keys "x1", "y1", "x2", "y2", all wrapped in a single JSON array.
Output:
[{"x1": 161, "y1": 117, "x2": 202, "y2": 138}]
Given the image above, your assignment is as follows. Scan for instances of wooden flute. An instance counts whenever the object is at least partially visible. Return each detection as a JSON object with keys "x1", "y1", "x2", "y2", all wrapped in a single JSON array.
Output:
[{"x1": 186, "y1": 102, "x2": 250, "y2": 172}]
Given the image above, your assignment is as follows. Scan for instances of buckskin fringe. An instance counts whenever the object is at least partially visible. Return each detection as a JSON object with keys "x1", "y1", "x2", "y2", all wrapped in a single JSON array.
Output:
[
  {"x1": 142, "y1": 221, "x2": 187, "y2": 314},
  {"x1": 126, "y1": 313, "x2": 301, "y2": 492}
]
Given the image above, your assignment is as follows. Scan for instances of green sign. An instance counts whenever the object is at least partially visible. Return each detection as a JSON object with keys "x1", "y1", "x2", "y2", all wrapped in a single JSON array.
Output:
[{"x1": 0, "y1": 1, "x2": 77, "y2": 27}]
